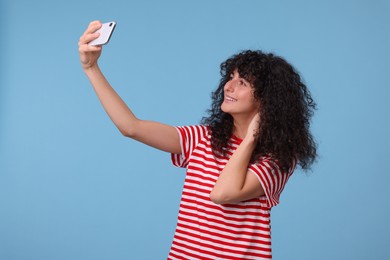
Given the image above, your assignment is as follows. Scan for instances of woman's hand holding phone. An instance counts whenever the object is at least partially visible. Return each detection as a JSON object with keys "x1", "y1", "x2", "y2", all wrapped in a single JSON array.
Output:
[{"x1": 78, "y1": 21, "x2": 104, "y2": 70}]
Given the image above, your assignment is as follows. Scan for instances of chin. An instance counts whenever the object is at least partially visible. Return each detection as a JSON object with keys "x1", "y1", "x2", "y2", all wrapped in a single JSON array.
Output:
[
  {"x1": 220, "y1": 103, "x2": 225, "y2": 111},
  {"x1": 221, "y1": 103, "x2": 229, "y2": 114}
]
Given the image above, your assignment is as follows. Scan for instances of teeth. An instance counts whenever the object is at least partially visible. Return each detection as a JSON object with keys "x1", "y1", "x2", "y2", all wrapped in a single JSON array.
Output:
[{"x1": 225, "y1": 96, "x2": 237, "y2": 102}]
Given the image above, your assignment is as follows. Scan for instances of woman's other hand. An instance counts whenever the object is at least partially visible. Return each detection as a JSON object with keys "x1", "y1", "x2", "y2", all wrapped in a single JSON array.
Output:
[{"x1": 247, "y1": 113, "x2": 260, "y2": 141}]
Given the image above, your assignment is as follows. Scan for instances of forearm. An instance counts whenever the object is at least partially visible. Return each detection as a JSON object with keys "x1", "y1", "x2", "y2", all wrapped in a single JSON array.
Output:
[
  {"x1": 210, "y1": 136, "x2": 256, "y2": 203},
  {"x1": 84, "y1": 65, "x2": 137, "y2": 136}
]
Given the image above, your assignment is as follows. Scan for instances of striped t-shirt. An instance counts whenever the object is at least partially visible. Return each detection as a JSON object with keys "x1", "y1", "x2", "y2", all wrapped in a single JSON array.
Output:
[{"x1": 169, "y1": 125, "x2": 294, "y2": 260}]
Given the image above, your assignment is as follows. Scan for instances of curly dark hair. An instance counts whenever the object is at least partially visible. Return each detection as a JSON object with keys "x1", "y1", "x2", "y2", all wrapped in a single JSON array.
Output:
[{"x1": 201, "y1": 50, "x2": 317, "y2": 172}]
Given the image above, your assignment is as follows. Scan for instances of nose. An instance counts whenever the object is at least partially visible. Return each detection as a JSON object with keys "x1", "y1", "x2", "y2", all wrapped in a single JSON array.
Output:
[{"x1": 224, "y1": 79, "x2": 236, "y2": 93}]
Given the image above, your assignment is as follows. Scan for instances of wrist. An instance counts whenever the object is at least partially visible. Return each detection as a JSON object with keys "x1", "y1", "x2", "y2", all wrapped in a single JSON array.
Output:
[
  {"x1": 83, "y1": 63, "x2": 100, "y2": 74},
  {"x1": 242, "y1": 135, "x2": 257, "y2": 149}
]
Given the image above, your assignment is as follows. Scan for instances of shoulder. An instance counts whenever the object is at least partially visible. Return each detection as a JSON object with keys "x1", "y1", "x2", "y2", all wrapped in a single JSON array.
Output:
[
  {"x1": 176, "y1": 125, "x2": 210, "y2": 137},
  {"x1": 252, "y1": 156, "x2": 282, "y2": 174}
]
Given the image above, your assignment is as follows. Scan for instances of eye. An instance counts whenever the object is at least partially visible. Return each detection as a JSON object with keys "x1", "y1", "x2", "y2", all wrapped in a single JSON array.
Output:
[{"x1": 239, "y1": 79, "x2": 248, "y2": 87}]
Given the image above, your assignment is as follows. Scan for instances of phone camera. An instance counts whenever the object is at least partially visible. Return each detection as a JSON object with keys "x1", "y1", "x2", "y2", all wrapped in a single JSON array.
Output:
[{"x1": 109, "y1": 23, "x2": 113, "y2": 27}]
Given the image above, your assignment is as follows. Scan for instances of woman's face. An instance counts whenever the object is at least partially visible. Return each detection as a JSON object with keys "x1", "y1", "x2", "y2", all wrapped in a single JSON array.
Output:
[{"x1": 221, "y1": 70, "x2": 259, "y2": 118}]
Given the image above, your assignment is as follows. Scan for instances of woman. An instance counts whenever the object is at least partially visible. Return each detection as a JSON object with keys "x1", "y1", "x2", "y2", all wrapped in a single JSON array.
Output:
[{"x1": 78, "y1": 21, "x2": 317, "y2": 260}]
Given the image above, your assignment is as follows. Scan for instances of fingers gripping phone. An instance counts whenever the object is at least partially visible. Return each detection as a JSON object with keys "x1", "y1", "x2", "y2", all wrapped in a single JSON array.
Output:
[{"x1": 89, "y1": 21, "x2": 116, "y2": 46}]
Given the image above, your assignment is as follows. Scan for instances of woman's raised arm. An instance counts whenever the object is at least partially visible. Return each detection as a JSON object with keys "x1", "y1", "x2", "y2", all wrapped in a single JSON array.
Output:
[{"x1": 78, "y1": 21, "x2": 181, "y2": 154}]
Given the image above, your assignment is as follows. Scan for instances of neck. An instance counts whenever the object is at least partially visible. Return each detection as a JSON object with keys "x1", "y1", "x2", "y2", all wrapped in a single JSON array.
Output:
[{"x1": 232, "y1": 113, "x2": 256, "y2": 139}]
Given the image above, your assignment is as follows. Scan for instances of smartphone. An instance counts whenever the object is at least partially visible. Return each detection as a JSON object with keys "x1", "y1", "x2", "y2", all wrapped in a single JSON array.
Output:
[{"x1": 89, "y1": 21, "x2": 116, "y2": 46}]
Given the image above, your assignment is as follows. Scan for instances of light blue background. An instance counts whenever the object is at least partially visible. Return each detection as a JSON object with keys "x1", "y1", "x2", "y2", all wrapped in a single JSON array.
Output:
[{"x1": 1, "y1": 0, "x2": 389, "y2": 259}]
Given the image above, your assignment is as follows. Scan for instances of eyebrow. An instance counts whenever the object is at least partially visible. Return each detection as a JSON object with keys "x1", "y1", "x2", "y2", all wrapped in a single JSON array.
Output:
[{"x1": 240, "y1": 77, "x2": 250, "y2": 84}]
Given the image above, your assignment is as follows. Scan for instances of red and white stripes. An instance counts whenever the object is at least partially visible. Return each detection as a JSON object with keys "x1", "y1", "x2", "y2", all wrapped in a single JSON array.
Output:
[{"x1": 169, "y1": 125, "x2": 294, "y2": 260}]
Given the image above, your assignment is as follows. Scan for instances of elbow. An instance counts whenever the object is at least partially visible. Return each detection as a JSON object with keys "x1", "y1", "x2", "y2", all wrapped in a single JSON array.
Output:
[
  {"x1": 117, "y1": 121, "x2": 138, "y2": 138},
  {"x1": 119, "y1": 127, "x2": 133, "y2": 138},
  {"x1": 210, "y1": 189, "x2": 235, "y2": 205}
]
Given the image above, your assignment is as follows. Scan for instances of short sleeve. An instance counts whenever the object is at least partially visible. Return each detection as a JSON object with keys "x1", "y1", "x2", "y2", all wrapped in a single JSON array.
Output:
[
  {"x1": 171, "y1": 125, "x2": 209, "y2": 168},
  {"x1": 249, "y1": 157, "x2": 295, "y2": 208}
]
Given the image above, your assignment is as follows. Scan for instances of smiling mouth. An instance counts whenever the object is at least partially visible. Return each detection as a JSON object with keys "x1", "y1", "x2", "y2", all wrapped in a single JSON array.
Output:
[{"x1": 225, "y1": 96, "x2": 237, "y2": 102}]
